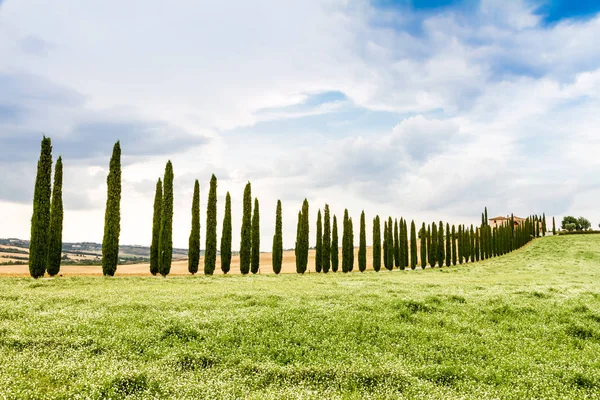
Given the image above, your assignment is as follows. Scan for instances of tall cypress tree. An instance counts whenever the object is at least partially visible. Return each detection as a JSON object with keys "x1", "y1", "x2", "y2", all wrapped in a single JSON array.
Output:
[
  {"x1": 47, "y1": 156, "x2": 63, "y2": 277},
  {"x1": 331, "y1": 215, "x2": 339, "y2": 272},
  {"x1": 438, "y1": 221, "x2": 445, "y2": 267},
  {"x1": 420, "y1": 223, "x2": 427, "y2": 269},
  {"x1": 323, "y1": 205, "x2": 331, "y2": 273},
  {"x1": 403, "y1": 219, "x2": 409, "y2": 269},
  {"x1": 349, "y1": 217, "x2": 355, "y2": 272},
  {"x1": 359, "y1": 211, "x2": 366, "y2": 272},
  {"x1": 221, "y1": 192, "x2": 232, "y2": 274},
  {"x1": 457, "y1": 225, "x2": 462, "y2": 264},
  {"x1": 373, "y1": 216, "x2": 381, "y2": 272},
  {"x1": 470, "y1": 225, "x2": 475, "y2": 262},
  {"x1": 240, "y1": 182, "x2": 252, "y2": 275},
  {"x1": 475, "y1": 228, "x2": 480, "y2": 261},
  {"x1": 445, "y1": 222, "x2": 451, "y2": 267},
  {"x1": 300, "y1": 199, "x2": 309, "y2": 273},
  {"x1": 251, "y1": 198, "x2": 260, "y2": 274},
  {"x1": 410, "y1": 220, "x2": 417, "y2": 270},
  {"x1": 398, "y1": 218, "x2": 405, "y2": 270},
  {"x1": 150, "y1": 178, "x2": 162, "y2": 276},
  {"x1": 295, "y1": 211, "x2": 302, "y2": 273},
  {"x1": 552, "y1": 217, "x2": 556, "y2": 235},
  {"x1": 272, "y1": 199, "x2": 283, "y2": 274},
  {"x1": 452, "y1": 225, "x2": 457, "y2": 266},
  {"x1": 29, "y1": 137, "x2": 53, "y2": 278},
  {"x1": 158, "y1": 161, "x2": 174, "y2": 277},
  {"x1": 188, "y1": 180, "x2": 200, "y2": 275},
  {"x1": 393, "y1": 219, "x2": 400, "y2": 268},
  {"x1": 387, "y1": 217, "x2": 394, "y2": 271},
  {"x1": 542, "y1": 213, "x2": 547, "y2": 237},
  {"x1": 102, "y1": 141, "x2": 122, "y2": 277},
  {"x1": 383, "y1": 220, "x2": 389, "y2": 270},
  {"x1": 316, "y1": 209, "x2": 323, "y2": 273},
  {"x1": 426, "y1": 225, "x2": 432, "y2": 268},
  {"x1": 431, "y1": 222, "x2": 438, "y2": 267},
  {"x1": 204, "y1": 174, "x2": 218, "y2": 275},
  {"x1": 342, "y1": 209, "x2": 350, "y2": 273}
]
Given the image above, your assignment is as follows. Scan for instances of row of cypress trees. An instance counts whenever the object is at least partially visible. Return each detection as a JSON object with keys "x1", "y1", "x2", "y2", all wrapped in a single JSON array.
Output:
[{"x1": 29, "y1": 137, "x2": 64, "y2": 278}]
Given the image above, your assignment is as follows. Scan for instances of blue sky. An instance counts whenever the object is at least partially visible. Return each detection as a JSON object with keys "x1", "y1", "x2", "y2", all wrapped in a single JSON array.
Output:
[{"x1": 1, "y1": 0, "x2": 600, "y2": 247}]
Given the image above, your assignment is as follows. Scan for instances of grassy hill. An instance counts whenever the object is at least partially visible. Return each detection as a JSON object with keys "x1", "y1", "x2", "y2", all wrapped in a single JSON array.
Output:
[{"x1": 0, "y1": 235, "x2": 599, "y2": 399}]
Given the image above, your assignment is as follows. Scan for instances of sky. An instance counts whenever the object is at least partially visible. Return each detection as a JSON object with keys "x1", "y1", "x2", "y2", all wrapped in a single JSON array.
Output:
[{"x1": 1, "y1": 0, "x2": 599, "y2": 249}]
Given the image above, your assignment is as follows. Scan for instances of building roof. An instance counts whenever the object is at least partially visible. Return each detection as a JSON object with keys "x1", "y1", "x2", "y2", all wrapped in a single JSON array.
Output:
[{"x1": 489, "y1": 215, "x2": 526, "y2": 221}]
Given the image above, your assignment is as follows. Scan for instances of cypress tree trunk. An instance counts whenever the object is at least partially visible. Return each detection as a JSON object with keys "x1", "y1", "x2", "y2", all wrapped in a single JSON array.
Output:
[
  {"x1": 150, "y1": 178, "x2": 162, "y2": 276},
  {"x1": 445, "y1": 223, "x2": 451, "y2": 267},
  {"x1": 251, "y1": 198, "x2": 260, "y2": 274},
  {"x1": 452, "y1": 225, "x2": 457, "y2": 266},
  {"x1": 373, "y1": 216, "x2": 381, "y2": 272},
  {"x1": 102, "y1": 141, "x2": 122, "y2": 277},
  {"x1": 322, "y1": 205, "x2": 331, "y2": 273},
  {"x1": 221, "y1": 192, "x2": 232, "y2": 274},
  {"x1": 158, "y1": 161, "x2": 174, "y2": 277},
  {"x1": 240, "y1": 182, "x2": 252, "y2": 275},
  {"x1": 342, "y1": 209, "x2": 350, "y2": 273},
  {"x1": 410, "y1": 220, "x2": 417, "y2": 270},
  {"x1": 316, "y1": 209, "x2": 323, "y2": 273},
  {"x1": 438, "y1": 221, "x2": 445, "y2": 267},
  {"x1": 47, "y1": 156, "x2": 63, "y2": 277},
  {"x1": 271, "y1": 199, "x2": 282, "y2": 274},
  {"x1": 188, "y1": 180, "x2": 200, "y2": 275},
  {"x1": 393, "y1": 219, "x2": 400, "y2": 268},
  {"x1": 331, "y1": 215, "x2": 339, "y2": 272},
  {"x1": 358, "y1": 211, "x2": 366, "y2": 272},
  {"x1": 204, "y1": 174, "x2": 218, "y2": 275},
  {"x1": 420, "y1": 223, "x2": 427, "y2": 269}
]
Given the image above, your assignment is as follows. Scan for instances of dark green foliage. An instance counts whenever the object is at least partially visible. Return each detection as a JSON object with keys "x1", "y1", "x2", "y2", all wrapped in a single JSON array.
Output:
[
  {"x1": 251, "y1": 198, "x2": 260, "y2": 274},
  {"x1": 150, "y1": 178, "x2": 162, "y2": 276},
  {"x1": 552, "y1": 217, "x2": 556, "y2": 235},
  {"x1": 158, "y1": 161, "x2": 174, "y2": 277},
  {"x1": 475, "y1": 228, "x2": 480, "y2": 261},
  {"x1": 383, "y1": 220, "x2": 389, "y2": 270},
  {"x1": 426, "y1": 225, "x2": 431, "y2": 268},
  {"x1": 386, "y1": 217, "x2": 393, "y2": 271},
  {"x1": 452, "y1": 225, "x2": 457, "y2": 266},
  {"x1": 331, "y1": 215, "x2": 339, "y2": 272},
  {"x1": 342, "y1": 210, "x2": 351, "y2": 273},
  {"x1": 47, "y1": 156, "x2": 63, "y2": 277},
  {"x1": 410, "y1": 220, "x2": 417, "y2": 270},
  {"x1": 398, "y1": 218, "x2": 405, "y2": 270},
  {"x1": 295, "y1": 199, "x2": 309, "y2": 274},
  {"x1": 430, "y1": 222, "x2": 437, "y2": 267},
  {"x1": 349, "y1": 217, "x2": 354, "y2": 272},
  {"x1": 204, "y1": 175, "x2": 218, "y2": 275},
  {"x1": 402, "y1": 219, "x2": 409, "y2": 269},
  {"x1": 393, "y1": 219, "x2": 400, "y2": 268},
  {"x1": 221, "y1": 192, "x2": 232, "y2": 274},
  {"x1": 102, "y1": 141, "x2": 122, "y2": 277},
  {"x1": 542, "y1": 213, "x2": 547, "y2": 237},
  {"x1": 445, "y1": 223, "x2": 451, "y2": 267},
  {"x1": 373, "y1": 216, "x2": 381, "y2": 272},
  {"x1": 322, "y1": 205, "x2": 331, "y2": 273},
  {"x1": 358, "y1": 211, "x2": 366, "y2": 272},
  {"x1": 240, "y1": 182, "x2": 252, "y2": 275},
  {"x1": 188, "y1": 180, "x2": 200, "y2": 275},
  {"x1": 316, "y1": 209, "x2": 323, "y2": 273},
  {"x1": 420, "y1": 223, "x2": 427, "y2": 269},
  {"x1": 438, "y1": 221, "x2": 445, "y2": 267},
  {"x1": 470, "y1": 225, "x2": 475, "y2": 262},
  {"x1": 458, "y1": 225, "x2": 463, "y2": 264}
]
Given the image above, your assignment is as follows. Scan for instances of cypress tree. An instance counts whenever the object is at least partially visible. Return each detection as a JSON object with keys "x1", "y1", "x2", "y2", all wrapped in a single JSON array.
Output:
[
  {"x1": 332, "y1": 215, "x2": 339, "y2": 272},
  {"x1": 458, "y1": 225, "x2": 463, "y2": 264},
  {"x1": 464, "y1": 225, "x2": 470, "y2": 263},
  {"x1": 373, "y1": 216, "x2": 381, "y2": 272},
  {"x1": 552, "y1": 217, "x2": 556, "y2": 235},
  {"x1": 542, "y1": 213, "x2": 547, "y2": 237},
  {"x1": 485, "y1": 207, "x2": 488, "y2": 224},
  {"x1": 323, "y1": 205, "x2": 331, "y2": 273},
  {"x1": 431, "y1": 222, "x2": 437, "y2": 267},
  {"x1": 393, "y1": 219, "x2": 400, "y2": 268},
  {"x1": 403, "y1": 219, "x2": 409, "y2": 269},
  {"x1": 251, "y1": 198, "x2": 260, "y2": 274},
  {"x1": 158, "y1": 161, "x2": 174, "y2": 277},
  {"x1": 445, "y1": 223, "x2": 451, "y2": 267},
  {"x1": 204, "y1": 174, "x2": 218, "y2": 275},
  {"x1": 240, "y1": 182, "x2": 252, "y2": 275},
  {"x1": 47, "y1": 156, "x2": 63, "y2": 277},
  {"x1": 295, "y1": 211, "x2": 302, "y2": 273},
  {"x1": 426, "y1": 225, "x2": 432, "y2": 267},
  {"x1": 452, "y1": 225, "x2": 457, "y2": 266},
  {"x1": 349, "y1": 217, "x2": 355, "y2": 272},
  {"x1": 102, "y1": 141, "x2": 122, "y2": 277},
  {"x1": 342, "y1": 209, "x2": 350, "y2": 273},
  {"x1": 387, "y1": 217, "x2": 394, "y2": 271},
  {"x1": 398, "y1": 218, "x2": 405, "y2": 270},
  {"x1": 383, "y1": 220, "x2": 389, "y2": 270},
  {"x1": 221, "y1": 192, "x2": 232, "y2": 274},
  {"x1": 410, "y1": 220, "x2": 417, "y2": 270},
  {"x1": 188, "y1": 180, "x2": 200, "y2": 275},
  {"x1": 470, "y1": 225, "x2": 475, "y2": 261},
  {"x1": 420, "y1": 223, "x2": 427, "y2": 269},
  {"x1": 150, "y1": 178, "x2": 162, "y2": 276},
  {"x1": 475, "y1": 228, "x2": 480, "y2": 261},
  {"x1": 272, "y1": 199, "x2": 283, "y2": 274},
  {"x1": 29, "y1": 136, "x2": 53, "y2": 278},
  {"x1": 438, "y1": 221, "x2": 445, "y2": 267},
  {"x1": 316, "y1": 209, "x2": 323, "y2": 273},
  {"x1": 359, "y1": 211, "x2": 366, "y2": 272},
  {"x1": 300, "y1": 199, "x2": 309, "y2": 273}
]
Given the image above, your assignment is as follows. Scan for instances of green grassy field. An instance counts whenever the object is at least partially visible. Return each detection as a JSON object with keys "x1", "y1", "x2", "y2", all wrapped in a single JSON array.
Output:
[{"x1": 1, "y1": 235, "x2": 599, "y2": 399}]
